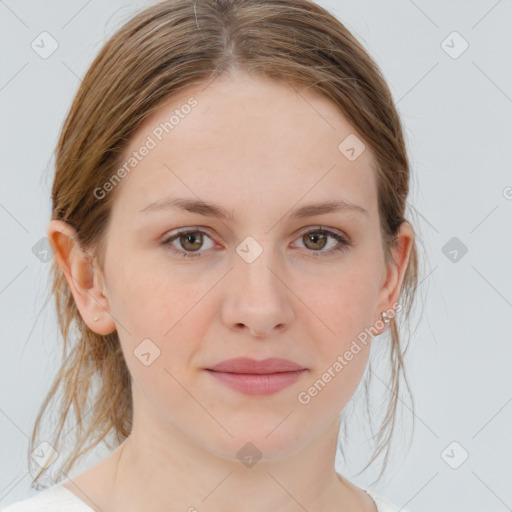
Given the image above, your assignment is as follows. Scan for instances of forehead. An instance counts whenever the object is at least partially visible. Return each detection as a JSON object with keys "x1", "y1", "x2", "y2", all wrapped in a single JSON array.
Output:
[{"x1": 112, "y1": 71, "x2": 378, "y2": 218}]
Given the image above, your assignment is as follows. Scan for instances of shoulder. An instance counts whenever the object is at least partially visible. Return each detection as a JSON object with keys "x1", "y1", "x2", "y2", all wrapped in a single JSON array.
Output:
[
  {"x1": 363, "y1": 487, "x2": 415, "y2": 512},
  {"x1": 1, "y1": 484, "x2": 93, "y2": 512}
]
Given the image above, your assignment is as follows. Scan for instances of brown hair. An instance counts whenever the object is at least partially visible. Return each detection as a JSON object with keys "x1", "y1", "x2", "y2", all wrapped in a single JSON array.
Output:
[{"x1": 30, "y1": 0, "x2": 423, "y2": 489}]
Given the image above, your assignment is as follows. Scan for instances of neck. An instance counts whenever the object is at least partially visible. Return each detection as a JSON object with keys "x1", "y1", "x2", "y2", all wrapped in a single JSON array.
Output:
[
  {"x1": 104, "y1": 407, "x2": 362, "y2": 512},
  {"x1": 66, "y1": 383, "x2": 376, "y2": 512}
]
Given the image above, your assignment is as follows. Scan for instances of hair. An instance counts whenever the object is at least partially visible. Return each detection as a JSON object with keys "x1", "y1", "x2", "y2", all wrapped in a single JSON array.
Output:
[{"x1": 29, "y1": 0, "x2": 424, "y2": 490}]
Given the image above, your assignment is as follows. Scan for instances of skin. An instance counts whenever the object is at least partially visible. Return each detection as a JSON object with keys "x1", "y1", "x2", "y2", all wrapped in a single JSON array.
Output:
[{"x1": 48, "y1": 69, "x2": 414, "y2": 512}]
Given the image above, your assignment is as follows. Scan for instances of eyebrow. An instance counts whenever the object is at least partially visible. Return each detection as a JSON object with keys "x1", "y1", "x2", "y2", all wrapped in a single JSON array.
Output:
[{"x1": 138, "y1": 196, "x2": 368, "y2": 220}]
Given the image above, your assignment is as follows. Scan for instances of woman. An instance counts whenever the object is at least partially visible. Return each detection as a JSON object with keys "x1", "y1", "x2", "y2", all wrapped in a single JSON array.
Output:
[{"x1": 3, "y1": 0, "x2": 420, "y2": 510}]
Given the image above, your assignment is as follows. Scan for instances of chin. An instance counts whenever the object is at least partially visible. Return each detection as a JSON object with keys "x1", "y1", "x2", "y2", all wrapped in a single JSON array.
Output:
[{"x1": 197, "y1": 419, "x2": 312, "y2": 464}]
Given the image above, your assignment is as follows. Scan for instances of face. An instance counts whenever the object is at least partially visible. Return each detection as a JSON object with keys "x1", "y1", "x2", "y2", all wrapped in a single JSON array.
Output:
[{"x1": 83, "y1": 71, "x2": 405, "y2": 461}]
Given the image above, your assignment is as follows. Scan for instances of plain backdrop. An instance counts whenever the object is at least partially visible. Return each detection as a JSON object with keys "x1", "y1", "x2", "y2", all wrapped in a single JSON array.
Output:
[{"x1": 1, "y1": 1, "x2": 511, "y2": 511}]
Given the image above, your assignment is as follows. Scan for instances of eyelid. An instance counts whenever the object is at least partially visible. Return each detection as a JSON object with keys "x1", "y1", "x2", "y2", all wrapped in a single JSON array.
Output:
[
  {"x1": 161, "y1": 226, "x2": 217, "y2": 249},
  {"x1": 161, "y1": 225, "x2": 347, "y2": 242},
  {"x1": 296, "y1": 225, "x2": 347, "y2": 239},
  {"x1": 161, "y1": 225, "x2": 352, "y2": 258},
  {"x1": 292, "y1": 226, "x2": 352, "y2": 253}
]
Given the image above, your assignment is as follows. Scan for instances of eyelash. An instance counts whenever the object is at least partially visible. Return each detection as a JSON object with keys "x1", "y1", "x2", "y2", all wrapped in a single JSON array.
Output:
[{"x1": 160, "y1": 227, "x2": 353, "y2": 259}]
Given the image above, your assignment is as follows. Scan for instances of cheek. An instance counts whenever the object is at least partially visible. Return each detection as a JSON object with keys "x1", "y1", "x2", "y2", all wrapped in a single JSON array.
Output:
[
  {"x1": 107, "y1": 252, "x2": 206, "y2": 334},
  {"x1": 109, "y1": 261, "x2": 213, "y2": 377},
  {"x1": 300, "y1": 301, "x2": 373, "y2": 417},
  {"x1": 306, "y1": 266, "x2": 377, "y2": 388},
  {"x1": 314, "y1": 266, "x2": 378, "y2": 337}
]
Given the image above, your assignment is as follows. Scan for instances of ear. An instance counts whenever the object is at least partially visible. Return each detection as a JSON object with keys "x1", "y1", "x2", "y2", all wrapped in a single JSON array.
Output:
[
  {"x1": 373, "y1": 221, "x2": 415, "y2": 336},
  {"x1": 46, "y1": 219, "x2": 116, "y2": 335}
]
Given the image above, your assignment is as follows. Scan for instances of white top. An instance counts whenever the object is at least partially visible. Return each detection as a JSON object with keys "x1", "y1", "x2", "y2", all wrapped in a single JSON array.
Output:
[{"x1": 1, "y1": 483, "x2": 413, "y2": 512}]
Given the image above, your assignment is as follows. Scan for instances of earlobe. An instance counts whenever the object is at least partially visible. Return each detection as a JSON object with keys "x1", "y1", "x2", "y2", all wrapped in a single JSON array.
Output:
[{"x1": 46, "y1": 219, "x2": 117, "y2": 335}]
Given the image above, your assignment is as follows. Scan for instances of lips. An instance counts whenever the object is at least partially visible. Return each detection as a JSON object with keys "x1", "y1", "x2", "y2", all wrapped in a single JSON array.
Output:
[
  {"x1": 207, "y1": 357, "x2": 305, "y2": 374},
  {"x1": 204, "y1": 357, "x2": 307, "y2": 396}
]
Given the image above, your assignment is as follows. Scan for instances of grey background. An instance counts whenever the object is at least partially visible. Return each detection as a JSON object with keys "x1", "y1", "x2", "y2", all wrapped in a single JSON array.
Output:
[{"x1": 1, "y1": 1, "x2": 511, "y2": 511}]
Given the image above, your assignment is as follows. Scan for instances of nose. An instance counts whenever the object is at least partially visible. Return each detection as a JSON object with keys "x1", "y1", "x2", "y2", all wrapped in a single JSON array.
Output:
[{"x1": 220, "y1": 245, "x2": 294, "y2": 338}]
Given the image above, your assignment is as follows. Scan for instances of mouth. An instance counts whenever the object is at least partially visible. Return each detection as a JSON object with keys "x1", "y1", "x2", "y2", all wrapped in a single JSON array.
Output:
[{"x1": 204, "y1": 357, "x2": 308, "y2": 396}]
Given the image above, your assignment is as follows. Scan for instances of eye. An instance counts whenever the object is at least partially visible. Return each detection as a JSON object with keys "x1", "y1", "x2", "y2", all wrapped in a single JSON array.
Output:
[
  {"x1": 161, "y1": 228, "x2": 216, "y2": 258},
  {"x1": 293, "y1": 227, "x2": 352, "y2": 257},
  {"x1": 160, "y1": 226, "x2": 353, "y2": 259}
]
